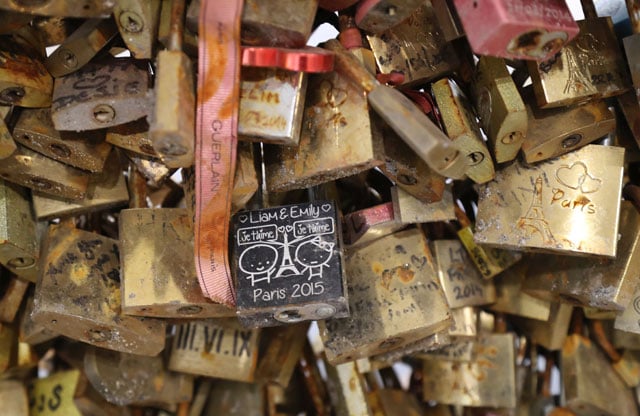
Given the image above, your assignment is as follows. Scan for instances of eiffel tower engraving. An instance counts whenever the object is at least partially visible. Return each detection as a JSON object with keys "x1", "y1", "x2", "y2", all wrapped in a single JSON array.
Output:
[{"x1": 517, "y1": 176, "x2": 556, "y2": 245}]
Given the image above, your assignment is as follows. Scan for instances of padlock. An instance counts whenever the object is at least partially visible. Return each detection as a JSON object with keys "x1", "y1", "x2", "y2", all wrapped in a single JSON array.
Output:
[
  {"x1": 422, "y1": 333, "x2": 517, "y2": 408},
  {"x1": 521, "y1": 88, "x2": 616, "y2": 163},
  {"x1": 615, "y1": 279, "x2": 640, "y2": 335},
  {"x1": 432, "y1": 78, "x2": 495, "y2": 184},
  {"x1": 241, "y1": 0, "x2": 317, "y2": 47},
  {"x1": 372, "y1": 329, "x2": 452, "y2": 367},
  {"x1": 125, "y1": 152, "x2": 170, "y2": 188},
  {"x1": 148, "y1": 0, "x2": 195, "y2": 168},
  {"x1": 0, "y1": 180, "x2": 37, "y2": 283},
  {"x1": 431, "y1": 0, "x2": 464, "y2": 42},
  {"x1": 0, "y1": 321, "x2": 16, "y2": 372},
  {"x1": 168, "y1": 318, "x2": 260, "y2": 382},
  {"x1": 13, "y1": 107, "x2": 112, "y2": 172},
  {"x1": 325, "y1": 360, "x2": 374, "y2": 416},
  {"x1": 375, "y1": 115, "x2": 447, "y2": 203},
  {"x1": 367, "y1": 388, "x2": 424, "y2": 416},
  {"x1": 0, "y1": 9, "x2": 32, "y2": 35},
  {"x1": 239, "y1": 67, "x2": 307, "y2": 147},
  {"x1": 562, "y1": 334, "x2": 639, "y2": 416},
  {"x1": 264, "y1": 67, "x2": 384, "y2": 192},
  {"x1": 105, "y1": 118, "x2": 157, "y2": 158},
  {"x1": 355, "y1": 0, "x2": 422, "y2": 35},
  {"x1": 51, "y1": 59, "x2": 149, "y2": 131},
  {"x1": 119, "y1": 208, "x2": 234, "y2": 318},
  {"x1": 83, "y1": 347, "x2": 193, "y2": 406},
  {"x1": 452, "y1": 0, "x2": 578, "y2": 61},
  {"x1": 0, "y1": 380, "x2": 28, "y2": 416},
  {"x1": 489, "y1": 262, "x2": 551, "y2": 321},
  {"x1": 0, "y1": 36, "x2": 52, "y2": 108},
  {"x1": 470, "y1": 56, "x2": 527, "y2": 163},
  {"x1": 617, "y1": 90, "x2": 640, "y2": 149},
  {"x1": 583, "y1": 307, "x2": 617, "y2": 320},
  {"x1": 298, "y1": 341, "x2": 332, "y2": 416},
  {"x1": 0, "y1": 104, "x2": 16, "y2": 158},
  {"x1": 44, "y1": 18, "x2": 118, "y2": 78},
  {"x1": 255, "y1": 323, "x2": 308, "y2": 387},
  {"x1": 624, "y1": 36, "x2": 640, "y2": 91},
  {"x1": 448, "y1": 306, "x2": 478, "y2": 339},
  {"x1": 432, "y1": 239, "x2": 496, "y2": 309},
  {"x1": 204, "y1": 379, "x2": 265, "y2": 415},
  {"x1": 391, "y1": 185, "x2": 455, "y2": 224},
  {"x1": 31, "y1": 17, "x2": 81, "y2": 47},
  {"x1": 590, "y1": 319, "x2": 640, "y2": 388},
  {"x1": 343, "y1": 202, "x2": 404, "y2": 247},
  {"x1": 0, "y1": 0, "x2": 114, "y2": 18},
  {"x1": 231, "y1": 142, "x2": 259, "y2": 214},
  {"x1": 614, "y1": 326, "x2": 640, "y2": 350},
  {"x1": 319, "y1": 228, "x2": 451, "y2": 364},
  {"x1": 0, "y1": 274, "x2": 29, "y2": 323},
  {"x1": 527, "y1": 0, "x2": 631, "y2": 108},
  {"x1": 422, "y1": 339, "x2": 475, "y2": 363},
  {"x1": 232, "y1": 201, "x2": 348, "y2": 327},
  {"x1": 365, "y1": 2, "x2": 458, "y2": 87},
  {"x1": 31, "y1": 151, "x2": 129, "y2": 220},
  {"x1": 475, "y1": 144, "x2": 624, "y2": 256},
  {"x1": 266, "y1": 377, "x2": 311, "y2": 416},
  {"x1": 114, "y1": 0, "x2": 161, "y2": 60},
  {"x1": 19, "y1": 294, "x2": 57, "y2": 345},
  {"x1": 32, "y1": 222, "x2": 166, "y2": 355},
  {"x1": 455, "y1": 207, "x2": 522, "y2": 280},
  {"x1": 511, "y1": 303, "x2": 572, "y2": 350}
]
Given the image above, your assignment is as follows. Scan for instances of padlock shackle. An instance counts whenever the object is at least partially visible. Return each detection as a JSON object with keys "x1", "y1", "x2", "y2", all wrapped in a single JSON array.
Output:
[{"x1": 580, "y1": 0, "x2": 598, "y2": 19}]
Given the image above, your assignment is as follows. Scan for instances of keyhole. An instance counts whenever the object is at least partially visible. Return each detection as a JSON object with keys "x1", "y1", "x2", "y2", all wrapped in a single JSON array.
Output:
[
  {"x1": 120, "y1": 11, "x2": 144, "y2": 33},
  {"x1": 61, "y1": 49, "x2": 78, "y2": 69},
  {"x1": 0, "y1": 87, "x2": 25, "y2": 103},
  {"x1": 467, "y1": 151, "x2": 485, "y2": 166},
  {"x1": 92, "y1": 104, "x2": 116, "y2": 123},
  {"x1": 7, "y1": 256, "x2": 35, "y2": 269}
]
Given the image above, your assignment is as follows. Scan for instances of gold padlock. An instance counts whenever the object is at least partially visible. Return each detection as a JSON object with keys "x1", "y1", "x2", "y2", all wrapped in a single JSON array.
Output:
[
  {"x1": 19, "y1": 294, "x2": 57, "y2": 345},
  {"x1": 422, "y1": 339, "x2": 475, "y2": 363},
  {"x1": 33, "y1": 222, "x2": 166, "y2": 355},
  {"x1": 168, "y1": 318, "x2": 260, "y2": 382},
  {"x1": 489, "y1": 262, "x2": 551, "y2": 321},
  {"x1": 475, "y1": 144, "x2": 624, "y2": 257},
  {"x1": 114, "y1": 0, "x2": 161, "y2": 60},
  {"x1": 0, "y1": 36, "x2": 52, "y2": 108},
  {"x1": 372, "y1": 329, "x2": 452, "y2": 367},
  {"x1": 241, "y1": 0, "x2": 318, "y2": 47},
  {"x1": 105, "y1": 119, "x2": 158, "y2": 158},
  {"x1": 448, "y1": 306, "x2": 478, "y2": 339},
  {"x1": 511, "y1": 303, "x2": 573, "y2": 351},
  {"x1": 320, "y1": 228, "x2": 451, "y2": 365},
  {"x1": 391, "y1": 185, "x2": 456, "y2": 224}
]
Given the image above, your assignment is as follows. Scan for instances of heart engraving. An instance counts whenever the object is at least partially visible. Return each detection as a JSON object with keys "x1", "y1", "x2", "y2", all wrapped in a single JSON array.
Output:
[{"x1": 555, "y1": 162, "x2": 601, "y2": 194}]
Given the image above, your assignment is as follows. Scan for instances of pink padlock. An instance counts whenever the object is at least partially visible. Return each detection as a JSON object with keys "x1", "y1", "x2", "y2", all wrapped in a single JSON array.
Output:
[{"x1": 452, "y1": 0, "x2": 580, "y2": 61}]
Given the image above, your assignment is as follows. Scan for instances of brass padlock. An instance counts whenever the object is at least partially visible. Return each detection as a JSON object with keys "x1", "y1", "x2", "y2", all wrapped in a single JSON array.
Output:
[
  {"x1": 0, "y1": 36, "x2": 52, "y2": 108},
  {"x1": 489, "y1": 262, "x2": 551, "y2": 321},
  {"x1": 264, "y1": 68, "x2": 384, "y2": 192},
  {"x1": 119, "y1": 208, "x2": 234, "y2": 318},
  {"x1": 0, "y1": 380, "x2": 28, "y2": 416},
  {"x1": 125, "y1": 152, "x2": 170, "y2": 188},
  {"x1": 471, "y1": 56, "x2": 526, "y2": 163},
  {"x1": 366, "y1": 2, "x2": 458, "y2": 86},
  {"x1": 391, "y1": 185, "x2": 455, "y2": 224},
  {"x1": 562, "y1": 334, "x2": 638, "y2": 416},
  {"x1": 0, "y1": 104, "x2": 16, "y2": 158},
  {"x1": 0, "y1": 180, "x2": 38, "y2": 282},
  {"x1": 13, "y1": 107, "x2": 112, "y2": 172},
  {"x1": 32, "y1": 222, "x2": 166, "y2": 355},
  {"x1": 432, "y1": 78, "x2": 495, "y2": 184},
  {"x1": 105, "y1": 118, "x2": 158, "y2": 158},
  {"x1": 241, "y1": 0, "x2": 317, "y2": 47},
  {"x1": 449, "y1": 306, "x2": 478, "y2": 339},
  {"x1": 232, "y1": 201, "x2": 349, "y2": 326},
  {"x1": 0, "y1": 274, "x2": 29, "y2": 323},
  {"x1": 168, "y1": 318, "x2": 260, "y2": 382},
  {"x1": 372, "y1": 329, "x2": 452, "y2": 367},
  {"x1": 527, "y1": 0, "x2": 631, "y2": 108},
  {"x1": 521, "y1": 88, "x2": 616, "y2": 163},
  {"x1": 320, "y1": 228, "x2": 451, "y2": 364},
  {"x1": 511, "y1": 302, "x2": 572, "y2": 351},
  {"x1": 616, "y1": 279, "x2": 640, "y2": 335},
  {"x1": 44, "y1": 18, "x2": 118, "y2": 78},
  {"x1": 255, "y1": 323, "x2": 308, "y2": 387},
  {"x1": 19, "y1": 294, "x2": 57, "y2": 346},
  {"x1": 422, "y1": 339, "x2": 475, "y2": 363},
  {"x1": 0, "y1": 1, "x2": 115, "y2": 18},
  {"x1": 343, "y1": 202, "x2": 404, "y2": 247},
  {"x1": 148, "y1": 0, "x2": 195, "y2": 168},
  {"x1": 83, "y1": 347, "x2": 193, "y2": 406},
  {"x1": 51, "y1": 59, "x2": 149, "y2": 131},
  {"x1": 325, "y1": 360, "x2": 374, "y2": 416},
  {"x1": 422, "y1": 333, "x2": 517, "y2": 408},
  {"x1": 114, "y1": 0, "x2": 161, "y2": 60},
  {"x1": 431, "y1": 239, "x2": 497, "y2": 309},
  {"x1": 239, "y1": 67, "x2": 307, "y2": 146},
  {"x1": 475, "y1": 144, "x2": 624, "y2": 257}
]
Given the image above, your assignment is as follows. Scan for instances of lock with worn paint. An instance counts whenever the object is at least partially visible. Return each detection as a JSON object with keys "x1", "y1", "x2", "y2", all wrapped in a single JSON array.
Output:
[
  {"x1": 32, "y1": 222, "x2": 166, "y2": 355},
  {"x1": 432, "y1": 78, "x2": 494, "y2": 184},
  {"x1": 474, "y1": 144, "x2": 624, "y2": 257},
  {"x1": 114, "y1": 0, "x2": 161, "y2": 60},
  {"x1": 168, "y1": 318, "x2": 260, "y2": 382},
  {"x1": 520, "y1": 87, "x2": 616, "y2": 163},
  {"x1": 51, "y1": 59, "x2": 149, "y2": 131},
  {"x1": 83, "y1": 347, "x2": 193, "y2": 407},
  {"x1": 13, "y1": 107, "x2": 112, "y2": 172},
  {"x1": 44, "y1": 18, "x2": 118, "y2": 78},
  {"x1": 365, "y1": 2, "x2": 458, "y2": 86},
  {"x1": 241, "y1": 0, "x2": 318, "y2": 48},
  {"x1": 343, "y1": 202, "x2": 404, "y2": 247},
  {"x1": 391, "y1": 185, "x2": 455, "y2": 225},
  {"x1": 238, "y1": 67, "x2": 307, "y2": 146},
  {"x1": 0, "y1": 36, "x2": 52, "y2": 108},
  {"x1": 431, "y1": 239, "x2": 496, "y2": 309},
  {"x1": 0, "y1": 180, "x2": 38, "y2": 282},
  {"x1": 319, "y1": 228, "x2": 451, "y2": 364},
  {"x1": 528, "y1": 0, "x2": 630, "y2": 108},
  {"x1": 471, "y1": 56, "x2": 527, "y2": 163},
  {"x1": 232, "y1": 201, "x2": 348, "y2": 327},
  {"x1": 0, "y1": 0, "x2": 114, "y2": 18},
  {"x1": 0, "y1": 104, "x2": 16, "y2": 158},
  {"x1": 119, "y1": 207, "x2": 234, "y2": 318},
  {"x1": 149, "y1": 0, "x2": 194, "y2": 168},
  {"x1": 422, "y1": 333, "x2": 517, "y2": 408},
  {"x1": 452, "y1": 0, "x2": 579, "y2": 61}
]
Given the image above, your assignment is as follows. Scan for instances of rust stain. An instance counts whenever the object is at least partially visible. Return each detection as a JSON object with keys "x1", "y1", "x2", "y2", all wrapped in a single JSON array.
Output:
[
  {"x1": 349, "y1": 376, "x2": 357, "y2": 392},
  {"x1": 200, "y1": 28, "x2": 229, "y2": 103},
  {"x1": 397, "y1": 266, "x2": 415, "y2": 283},
  {"x1": 219, "y1": 91, "x2": 236, "y2": 119}
]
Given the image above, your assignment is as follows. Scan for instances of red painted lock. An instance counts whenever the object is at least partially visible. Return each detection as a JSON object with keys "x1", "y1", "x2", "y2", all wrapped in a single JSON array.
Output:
[{"x1": 452, "y1": 0, "x2": 580, "y2": 61}]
